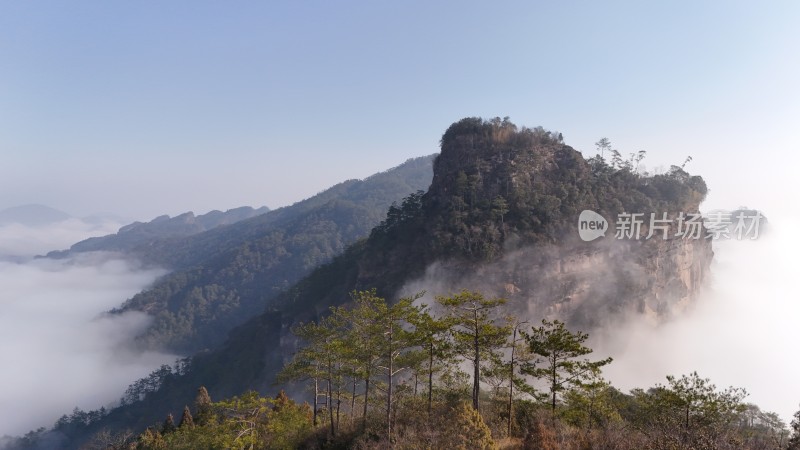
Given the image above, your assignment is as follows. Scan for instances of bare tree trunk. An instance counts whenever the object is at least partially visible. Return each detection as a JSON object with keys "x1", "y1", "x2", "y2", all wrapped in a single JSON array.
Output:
[
  {"x1": 335, "y1": 377, "x2": 341, "y2": 433},
  {"x1": 328, "y1": 359, "x2": 335, "y2": 437},
  {"x1": 508, "y1": 327, "x2": 517, "y2": 438},
  {"x1": 362, "y1": 372, "x2": 370, "y2": 431},
  {"x1": 387, "y1": 322, "x2": 394, "y2": 444},
  {"x1": 473, "y1": 310, "x2": 480, "y2": 411},
  {"x1": 428, "y1": 344, "x2": 434, "y2": 416},
  {"x1": 313, "y1": 376, "x2": 319, "y2": 426},
  {"x1": 350, "y1": 379, "x2": 357, "y2": 423},
  {"x1": 551, "y1": 354, "x2": 557, "y2": 424}
]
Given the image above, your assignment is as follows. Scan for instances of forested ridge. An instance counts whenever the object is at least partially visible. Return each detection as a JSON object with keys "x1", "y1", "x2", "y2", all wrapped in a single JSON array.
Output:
[
  {"x1": 47, "y1": 206, "x2": 271, "y2": 260},
  {"x1": 111, "y1": 155, "x2": 436, "y2": 354}
]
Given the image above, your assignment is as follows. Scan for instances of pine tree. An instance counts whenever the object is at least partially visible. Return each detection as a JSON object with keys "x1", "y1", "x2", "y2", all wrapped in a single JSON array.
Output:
[
  {"x1": 194, "y1": 387, "x2": 212, "y2": 426},
  {"x1": 785, "y1": 405, "x2": 800, "y2": 449},
  {"x1": 336, "y1": 289, "x2": 421, "y2": 441},
  {"x1": 280, "y1": 313, "x2": 347, "y2": 437},
  {"x1": 523, "y1": 319, "x2": 612, "y2": 419},
  {"x1": 372, "y1": 292, "x2": 420, "y2": 442},
  {"x1": 178, "y1": 405, "x2": 194, "y2": 428},
  {"x1": 595, "y1": 137, "x2": 612, "y2": 159},
  {"x1": 407, "y1": 303, "x2": 454, "y2": 415},
  {"x1": 503, "y1": 318, "x2": 539, "y2": 437},
  {"x1": 160, "y1": 413, "x2": 176, "y2": 434},
  {"x1": 438, "y1": 290, "x2": 510, "y2": 411},
  {"x1": 336, "y1": 291, "x2": 382, "y2": 432}
]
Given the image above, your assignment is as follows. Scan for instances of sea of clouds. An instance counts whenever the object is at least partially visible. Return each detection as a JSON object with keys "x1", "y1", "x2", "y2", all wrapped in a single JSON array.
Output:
[
  {"x1": 598, "y1": 212, "x2": 800, "y2": 423},
  {"x1": 0, "y1": 219, "x2": 175, "y2": 437}
]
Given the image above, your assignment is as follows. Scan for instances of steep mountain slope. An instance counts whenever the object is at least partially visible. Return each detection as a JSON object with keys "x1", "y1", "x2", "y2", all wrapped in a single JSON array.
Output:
[
  {"x1": 113, "y1": 155, "x2": 436, "y2": 353},
  {"x1": 51, "y1": 118, "x2": 713, "y2": 446}
]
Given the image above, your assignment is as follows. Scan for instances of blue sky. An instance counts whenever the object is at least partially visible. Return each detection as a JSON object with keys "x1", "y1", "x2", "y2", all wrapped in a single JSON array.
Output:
[{"x1": 1, "y1": 1, "x2": 798, "y2": 219}]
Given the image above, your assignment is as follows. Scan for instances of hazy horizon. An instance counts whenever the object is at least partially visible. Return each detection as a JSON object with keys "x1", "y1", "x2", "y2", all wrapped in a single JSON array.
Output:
[{"x1": 2, "y1": 2, "x2": 797, "y2": 220}]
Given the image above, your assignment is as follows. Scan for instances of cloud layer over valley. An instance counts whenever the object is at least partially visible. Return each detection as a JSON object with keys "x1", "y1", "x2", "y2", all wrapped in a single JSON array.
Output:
[
  {"x1": 0, "y1": 215, "x2": 122, "y2": 260},
  {"x1": 597, "y1": 213, "x2": 800, "y2": 422},
  {"x1": 0, "y1": 219, "x2": 174, "y2": 437}
]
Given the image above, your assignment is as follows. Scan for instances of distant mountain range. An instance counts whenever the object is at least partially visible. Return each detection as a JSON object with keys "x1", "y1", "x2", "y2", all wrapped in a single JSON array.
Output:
[
  {"x1": 0, "y1": 204, "x2": 72, "y2": 226},
  {"x1": 47, "y1": 206, "x2": 271, "y2": 259}
]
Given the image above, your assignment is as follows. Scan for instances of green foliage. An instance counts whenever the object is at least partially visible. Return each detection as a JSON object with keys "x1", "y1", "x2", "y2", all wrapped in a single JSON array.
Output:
[
  {"x1": 346, "y1": 290, "x2": 423, "y2": 439},
  {"x1": 278, "y1": 310, "x2": 348, "y2": 435},
  {"x1": 561, "y1": 372, "x2": 621, "y2": 430},
  {"x1": 437, "y1": 402, "x2": 498, "y2": 450},
  {"x1": 626, "y1": 371, "x2": 749, "y2": 449},
  {"x1": 662, "y1": 372, "x2": 747, "y2": 429},
  {"x1": 523, "y1": 319, "x2": 612, "y2": 417},
  {"x1": 267, "y1": 391, "x2": 314, "y2": 449},
  {"x1": 405, "y1": 302, "x2": 456, "y2": 415},
  {"x1": 370, "y1": 190, "x2": 425, "y2": 239},
  {"x1": 280, "y1": 289, "x2": 427, "y2": 441},
  {"x1": 135, "y1": 390, "x2": 311, "y2": 450},
  {"x1": 438, "y1": 290, "x2": 510, "y2": 411}
]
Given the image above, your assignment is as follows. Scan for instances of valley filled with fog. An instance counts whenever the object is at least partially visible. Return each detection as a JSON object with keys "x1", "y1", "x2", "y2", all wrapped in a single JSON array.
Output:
[
  {"x1": 599, "y1": 211, "x2": 800, "y2": 423},
  {"x1": 0, "y1": 218, "x2": 174, "y2": 436}
]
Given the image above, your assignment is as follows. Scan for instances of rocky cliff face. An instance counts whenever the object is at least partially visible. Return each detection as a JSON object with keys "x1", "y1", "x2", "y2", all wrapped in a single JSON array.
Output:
[
  {"x1": 392, "y1": 117, "x2": 713, "y2": 330},
  {"x1": 400, "y1": 228, "x2": 713, "y2": 332}
]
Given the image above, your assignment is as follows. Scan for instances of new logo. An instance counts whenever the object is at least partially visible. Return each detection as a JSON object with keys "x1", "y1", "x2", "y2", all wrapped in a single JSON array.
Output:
[{"x1": 578, "y1": 210, "x2": 608, "y2": 241}]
